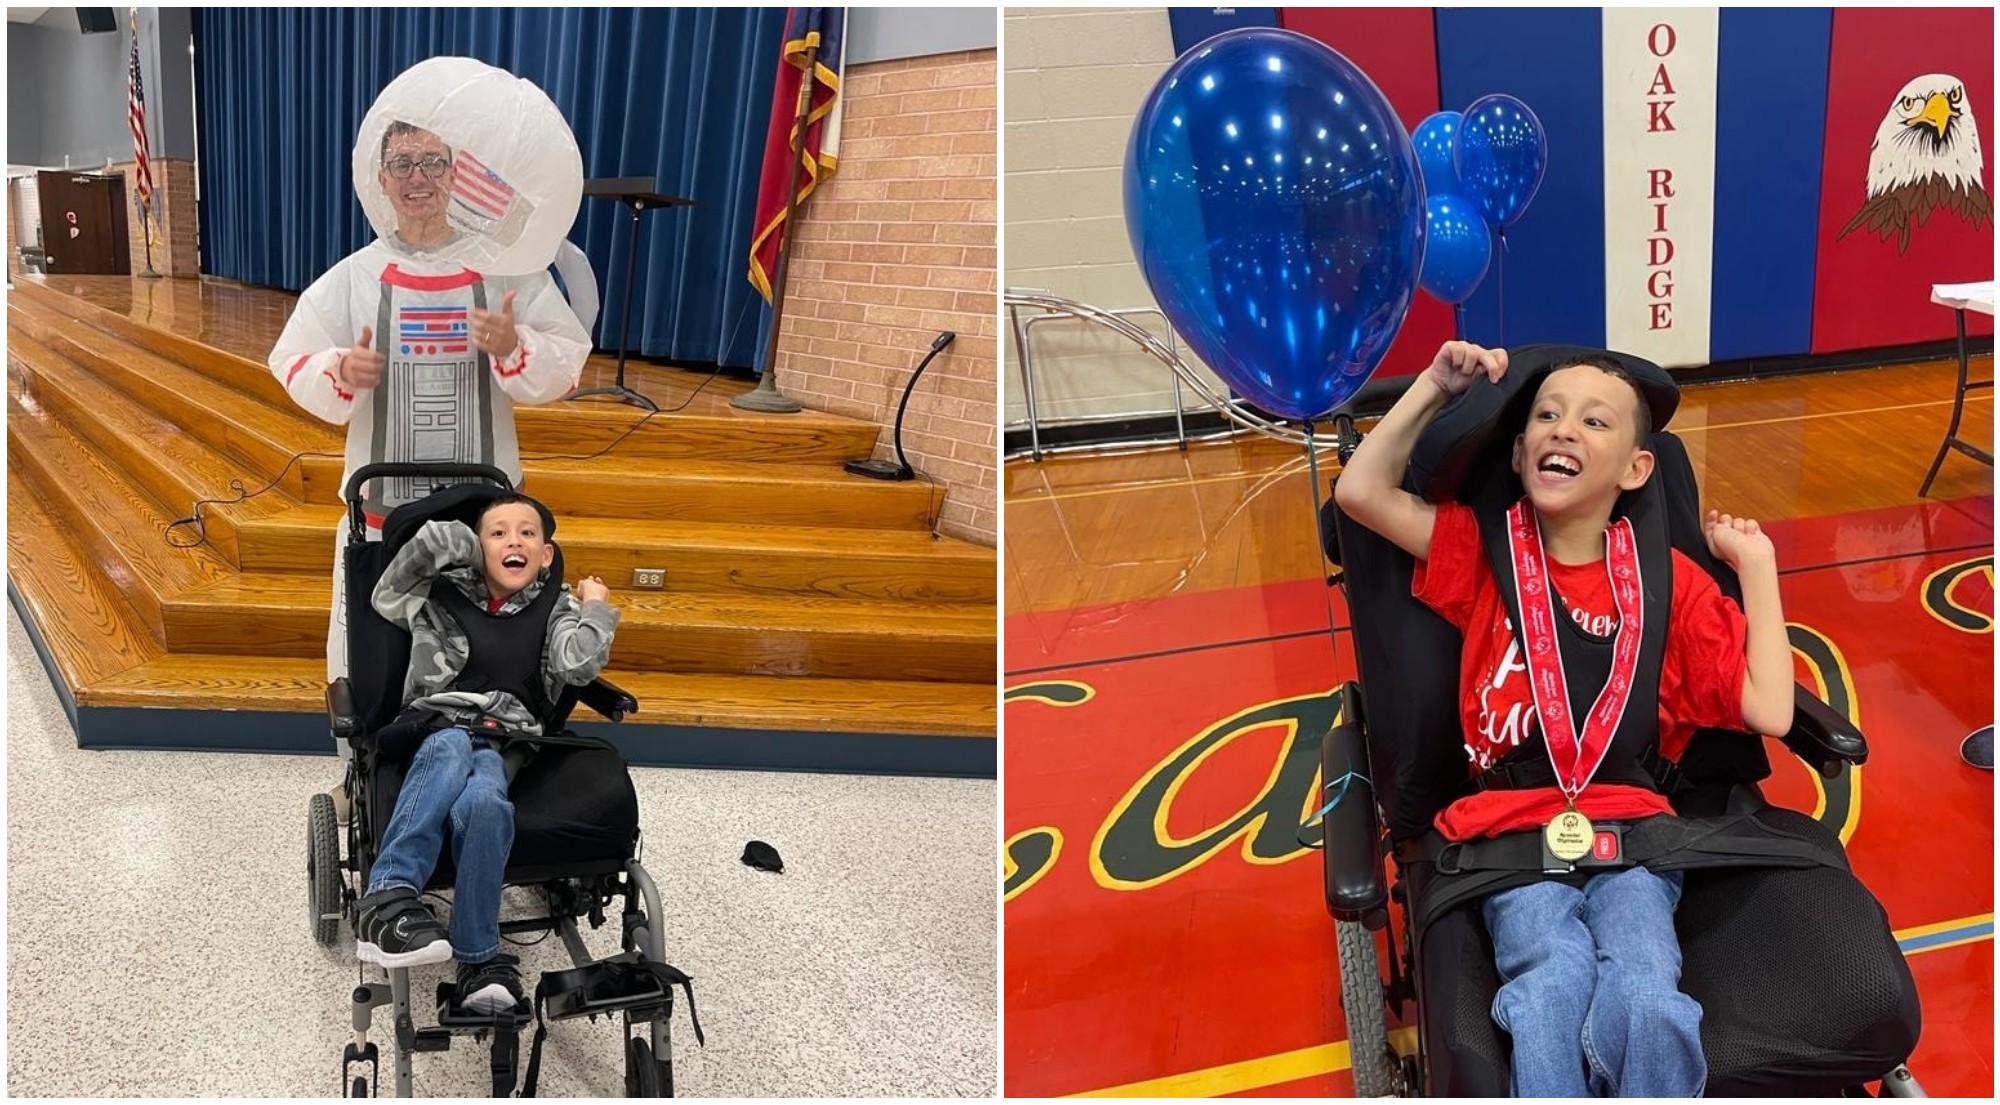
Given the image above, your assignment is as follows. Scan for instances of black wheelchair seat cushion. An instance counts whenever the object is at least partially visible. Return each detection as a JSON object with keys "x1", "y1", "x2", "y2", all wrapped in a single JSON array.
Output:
[
  {"x1": 367, "y1": 737, "x2": 640, "y2": 887},
  {"x1": 1414, "y1": 808, "x2": 1921, "y2": 1095}
]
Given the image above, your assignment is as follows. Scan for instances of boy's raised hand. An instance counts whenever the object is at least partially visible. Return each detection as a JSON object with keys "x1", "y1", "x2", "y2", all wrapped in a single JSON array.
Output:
[
  {"x1": 1703, "y1": 509, "x2": 1775, "y2": 569},
  {"x1": 1425, "y1": 341, "x2": 1508, "y2": 397},
  {"x1": 576, "y1": 575, "x2": 610, "y2": 604}
]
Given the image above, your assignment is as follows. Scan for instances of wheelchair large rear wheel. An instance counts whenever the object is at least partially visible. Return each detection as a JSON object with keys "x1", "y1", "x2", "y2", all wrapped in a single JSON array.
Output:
[
  {"x1": 1336, "y1": 919, "x2": 1395, "y2": 1096},
  {"x1": 308, "y1": 792, "x2": 341, "y2": 947}
]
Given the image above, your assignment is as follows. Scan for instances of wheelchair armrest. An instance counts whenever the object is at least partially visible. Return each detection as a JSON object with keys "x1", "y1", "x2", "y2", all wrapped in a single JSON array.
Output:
[
  {"x1": 327, "y1": 678, "x2": 359, "y2": 743},
  {"x1": 1779, "y1": 683, "x2": 1868, "y2": 779},
  {"x1": 1321, "y1": 682, "x2": 1389, "y2": 925},
  {"x1": 578, "y1": 676, "x2": 639, "y2": 723}
]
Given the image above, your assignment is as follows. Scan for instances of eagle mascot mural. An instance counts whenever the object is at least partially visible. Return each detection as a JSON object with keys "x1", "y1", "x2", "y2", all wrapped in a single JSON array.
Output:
[{"x1": 1837, "y1": 73, "x2": 1991, "y2": 254}]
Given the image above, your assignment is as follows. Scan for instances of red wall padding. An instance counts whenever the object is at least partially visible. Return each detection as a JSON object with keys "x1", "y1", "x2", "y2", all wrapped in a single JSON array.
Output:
[{"x1": 1811, "y1": 7, "x2": 1993, "y2": 352}]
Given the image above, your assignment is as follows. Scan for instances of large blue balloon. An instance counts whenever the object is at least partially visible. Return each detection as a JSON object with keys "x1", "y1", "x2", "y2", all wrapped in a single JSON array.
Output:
[
  {"x1": 1454, "y1": 94, "x2": 1547, "y2": 230},
  {"x1": 1412, "y1": 111, "x2": 1463, "y2": 198},
  {"x1": 1124, "y1": 29, "x2": 1424, "y2": 421},
  {"x1": 1417, "y1": 194, "x2": 1491, "y2": 304}
]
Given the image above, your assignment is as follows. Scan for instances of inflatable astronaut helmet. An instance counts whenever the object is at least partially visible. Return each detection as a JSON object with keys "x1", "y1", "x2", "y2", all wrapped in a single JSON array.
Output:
[{"x1": 352, "y1": 56, "x2": 583, "y2": 276}]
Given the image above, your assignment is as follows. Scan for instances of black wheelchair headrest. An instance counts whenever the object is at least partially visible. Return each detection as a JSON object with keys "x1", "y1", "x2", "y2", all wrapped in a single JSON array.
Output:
[
  {"x1": 1408, "y1": 343, "x2": 1680, "y2": 505},
  {"x1": 380, "y1": 484, "x2": 558, "y2": 554}
]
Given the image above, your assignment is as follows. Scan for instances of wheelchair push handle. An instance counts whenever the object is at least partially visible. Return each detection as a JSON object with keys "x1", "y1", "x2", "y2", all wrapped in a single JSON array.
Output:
[{"x1": 343, "y1": 463, "x2": 515, "y2": 535}]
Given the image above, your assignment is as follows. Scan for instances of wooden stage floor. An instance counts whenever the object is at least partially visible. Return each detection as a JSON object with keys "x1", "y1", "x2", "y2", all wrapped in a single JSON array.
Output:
[
  {"x1": 1003, "y1": 356, "x2": 1995, "y2": 1096},
  {"x1": 14, "y1": 271, "x2": 767, "y2": 416}
]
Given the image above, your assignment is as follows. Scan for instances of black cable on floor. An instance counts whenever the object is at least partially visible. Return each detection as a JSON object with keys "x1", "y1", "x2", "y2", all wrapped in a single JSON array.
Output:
[{"x1": 163, "y1": 451, "x2": 343, "y2": 550}]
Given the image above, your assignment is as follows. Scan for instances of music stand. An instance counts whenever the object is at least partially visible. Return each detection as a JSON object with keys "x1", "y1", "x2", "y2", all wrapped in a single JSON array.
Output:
[{"x1": 567, "y1": 177, "x2": 697, "y2": 412}]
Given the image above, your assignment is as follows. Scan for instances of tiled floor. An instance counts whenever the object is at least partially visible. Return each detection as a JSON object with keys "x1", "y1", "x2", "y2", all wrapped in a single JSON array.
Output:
[{"x1": 6, "y1": 609, "x2": 998, "y2": 1098}]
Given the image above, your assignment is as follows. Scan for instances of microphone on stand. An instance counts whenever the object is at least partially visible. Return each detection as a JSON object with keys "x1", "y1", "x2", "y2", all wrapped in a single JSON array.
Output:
[{"x1": 845, "y1": 331, "x2": 957, "y2": 481}]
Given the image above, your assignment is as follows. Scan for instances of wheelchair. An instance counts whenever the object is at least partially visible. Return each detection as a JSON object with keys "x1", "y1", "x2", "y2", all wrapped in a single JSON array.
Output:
[
  {"x1": 305, "y1": 462, "x2": 700, "y2": 1098},
  {"x1": 1314, "y1": 346, "x2": 1926, "y2": 1096}
]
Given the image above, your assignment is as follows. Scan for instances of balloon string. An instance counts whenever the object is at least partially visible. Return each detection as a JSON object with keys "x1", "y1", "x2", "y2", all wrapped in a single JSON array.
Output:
[
  {"x1": 1302, "y1": 419, "x2": 1342, "y2": 667},
  {"x1": 1453, "y1": 302, "x2": 1466, "y2": 343},
  {"x1": 1497, "y1": 228, "x2": 1509, "y2": 348}
]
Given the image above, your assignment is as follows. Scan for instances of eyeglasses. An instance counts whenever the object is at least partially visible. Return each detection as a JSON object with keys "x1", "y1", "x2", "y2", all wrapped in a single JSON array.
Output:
[{"x1": 383, "y1": 155, "x2": 452, "y2": 180}]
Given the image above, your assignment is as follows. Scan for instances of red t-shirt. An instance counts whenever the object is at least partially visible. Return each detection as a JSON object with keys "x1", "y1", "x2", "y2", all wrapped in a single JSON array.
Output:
[{"x1": 1412, "y1": 502, "x2": 1750, "y2": 841}]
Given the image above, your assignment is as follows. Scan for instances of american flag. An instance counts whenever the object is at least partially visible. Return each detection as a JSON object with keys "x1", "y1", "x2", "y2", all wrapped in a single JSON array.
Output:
[
  {"x1": 450, "y1": 149, "x2": 517, "y2": 222},
  {"x1": 397, "y1": 306, "x2": 470, "y2": 355},
  {"x1": 127, "y1": 16, "x2": 153, "y2": 203}
]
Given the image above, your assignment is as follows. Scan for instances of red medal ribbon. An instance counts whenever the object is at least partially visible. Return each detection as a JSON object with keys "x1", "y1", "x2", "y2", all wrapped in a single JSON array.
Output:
[{"x1": 1506, "y1": 498, "x2": 1646, "y2": 801}]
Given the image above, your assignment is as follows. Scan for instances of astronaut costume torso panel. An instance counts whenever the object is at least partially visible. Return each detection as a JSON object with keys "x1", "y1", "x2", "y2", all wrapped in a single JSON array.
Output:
[{"x1": 267, "y1": 239, "x2": 590, "y2": 524}]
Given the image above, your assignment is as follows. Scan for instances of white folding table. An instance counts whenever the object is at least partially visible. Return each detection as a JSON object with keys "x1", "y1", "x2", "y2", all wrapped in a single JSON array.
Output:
[{"x1": 1918, "y1": 281, "x2": 1995, "y2": 497}]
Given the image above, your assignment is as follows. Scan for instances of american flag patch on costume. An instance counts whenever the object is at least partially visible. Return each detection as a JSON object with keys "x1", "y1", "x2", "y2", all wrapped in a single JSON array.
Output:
[
  {"x1": 398, "y1": 305, "x2": 470, "y2": 356},
  {"x1": 451, "y1": 150, "x2": 518, "y2": 222}
]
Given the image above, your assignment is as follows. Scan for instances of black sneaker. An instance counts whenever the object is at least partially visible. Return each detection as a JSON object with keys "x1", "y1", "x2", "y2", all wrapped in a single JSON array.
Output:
[
  {"x1": 1963, "y1": 726, "x2": 1994, "y2": 770},
  {"x1": 456, "y1": 953, "x2": 524, "y2": 1015},
  {"x1": 355, "y1": 888, "x2": 454, "y2": 968}
]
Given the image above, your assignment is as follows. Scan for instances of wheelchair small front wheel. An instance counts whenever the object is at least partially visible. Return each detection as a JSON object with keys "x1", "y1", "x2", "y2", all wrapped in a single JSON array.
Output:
[
  {"x1": 308, "y1": 792, "x2": 342, "y2": 946},
  {"x1": 625, "y1": 1036, "x2": 670, "y2": 1097}
]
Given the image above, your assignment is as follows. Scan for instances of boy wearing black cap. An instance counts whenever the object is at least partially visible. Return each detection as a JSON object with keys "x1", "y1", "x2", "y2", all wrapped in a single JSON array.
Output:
[
  {"x1": 1336, "y1": 342, "x2": 1793, "y2": 1096},
  {"x1": 350, "y1": 493, "x2": 621, "y2": 1015}
]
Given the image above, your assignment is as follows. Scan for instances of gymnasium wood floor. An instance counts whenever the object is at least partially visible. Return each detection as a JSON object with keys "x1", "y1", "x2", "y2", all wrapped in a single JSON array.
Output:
[
  {"x1": 1003, "y1": 356, "x2": 1994, "y2": 1097},
  {"x1": 1007, "y1": 359, "x2": 1993, "y2": 616},
  {"x1": 6, "y1": 273, "x2": 996, "y2": 768}
]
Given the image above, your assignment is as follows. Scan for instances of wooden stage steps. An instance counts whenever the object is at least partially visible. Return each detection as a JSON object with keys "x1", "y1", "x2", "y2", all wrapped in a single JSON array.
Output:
[{"x1": 6, "y1": 275, "x2": 995, "y2": 776}]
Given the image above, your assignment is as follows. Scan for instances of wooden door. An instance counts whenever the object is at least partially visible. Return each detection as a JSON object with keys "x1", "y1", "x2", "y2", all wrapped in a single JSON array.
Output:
[{"x1": 38, "y1": 171, "x2": 129, "y2": 275}]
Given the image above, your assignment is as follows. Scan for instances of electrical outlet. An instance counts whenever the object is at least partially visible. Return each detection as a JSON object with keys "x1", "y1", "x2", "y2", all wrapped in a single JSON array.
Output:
[{"x1": 630, "y1": 568, "x2": 666, "y2": 589}]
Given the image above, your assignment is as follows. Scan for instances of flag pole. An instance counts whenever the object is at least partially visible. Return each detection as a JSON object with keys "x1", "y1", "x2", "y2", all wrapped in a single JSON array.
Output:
[
  {"x1": 130, "y1": 7, "x2": 160, "y2": 278},
  {"x1": 732, "y1": 43, "x2": 818, "y2": 414},
  {"x1": 135, "y1": 192, "x2": 161, "y2": 279}
]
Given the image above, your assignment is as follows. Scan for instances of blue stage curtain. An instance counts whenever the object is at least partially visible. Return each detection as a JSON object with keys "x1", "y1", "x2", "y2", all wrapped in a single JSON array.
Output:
[{"x1": 192, "y1": 7, "x2": 784, "y2": 368}]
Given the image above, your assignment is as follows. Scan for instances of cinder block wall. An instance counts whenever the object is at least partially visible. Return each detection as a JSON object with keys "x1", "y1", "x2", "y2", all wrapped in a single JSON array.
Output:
[
  {"x1": 1002, "y1": 7, "x2": 1223, "y2": 433},
  {"x1": 775, "y1": 48, "x2": 999, "y2": 546}
]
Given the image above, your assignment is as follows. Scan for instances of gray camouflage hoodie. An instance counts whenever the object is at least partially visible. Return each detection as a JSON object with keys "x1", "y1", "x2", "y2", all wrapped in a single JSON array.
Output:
[{"x1": 371, "y1": 518, "x2": 621, "y2": 735}]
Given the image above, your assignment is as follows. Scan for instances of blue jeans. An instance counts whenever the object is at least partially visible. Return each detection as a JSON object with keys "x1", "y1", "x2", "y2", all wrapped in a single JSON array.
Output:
[
  {"x1": 1482, "y1": 864, "x2": 1705, "y2": 1097},
  {"x1": 366, "y1": 727, "x2": 514, "y2": 963}
]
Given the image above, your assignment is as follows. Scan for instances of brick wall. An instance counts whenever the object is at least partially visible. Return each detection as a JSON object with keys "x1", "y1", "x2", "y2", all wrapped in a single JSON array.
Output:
[
  {"x1": 110, "y1": 157, "x2": 200, "y2": 277},
  {"x1": 772, "y1": 48, "x2": 998, "y2": 547},
  {"x1": 1002, "y1": 7, "x2": 1225, "y2": 427}
]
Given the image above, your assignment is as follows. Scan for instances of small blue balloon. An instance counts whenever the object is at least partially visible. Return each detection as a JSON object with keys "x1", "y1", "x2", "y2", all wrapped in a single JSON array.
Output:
[
  {"x1": 1124, "y1": 28, "x2": 1424, "y2": 421},
  {"x1": 1417, "y1": 194, "x2": 1491, "y2": 305},
  {"x1": 1454, "y1": 94, "x2": 1547, "y2": 229},
  {"x1": 1412, "y1": 111, "x2": 1462, "y2": 198}
]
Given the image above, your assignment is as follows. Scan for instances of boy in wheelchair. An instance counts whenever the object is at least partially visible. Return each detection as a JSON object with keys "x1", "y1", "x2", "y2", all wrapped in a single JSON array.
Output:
[
  {"x1": 352, "y1": 491, "x2": 620, "y2": 1016},
  {"x1": 1334, "y1": 341, "x2": 1794, "y2": 1095}
]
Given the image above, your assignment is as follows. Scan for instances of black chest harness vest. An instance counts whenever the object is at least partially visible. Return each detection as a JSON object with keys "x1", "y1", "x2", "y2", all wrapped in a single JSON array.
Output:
[
  {"x1": 1394, "y1": 492, "x2": 1848, "y2": 939},
  {"x1": 433, "y1": 576, "x2": 559, "y2": 725},
  {"x1": 374, "y1": 572, "x2": 598, "y2": 781}
]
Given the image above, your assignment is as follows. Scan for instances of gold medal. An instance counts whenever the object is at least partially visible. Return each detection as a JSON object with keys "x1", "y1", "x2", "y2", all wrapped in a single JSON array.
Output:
[{"x1": 1544, "y1": 808, "x2": 1595, "y2": 863}]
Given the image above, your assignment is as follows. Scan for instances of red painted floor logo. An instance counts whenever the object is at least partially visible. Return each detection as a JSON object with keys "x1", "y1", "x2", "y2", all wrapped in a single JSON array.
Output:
[{"x1": 1005, "y1": 502, "x2": 1994, "y2": 1098}]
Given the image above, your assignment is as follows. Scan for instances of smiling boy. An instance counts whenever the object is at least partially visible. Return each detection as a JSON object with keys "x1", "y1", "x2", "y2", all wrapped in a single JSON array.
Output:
[
  {"x1": 1334, "y1": 342, "x2": 1793, "y2": 1095},
  {"x1": 352, "y1": 494, "x2": 618, "y2": 1015}
]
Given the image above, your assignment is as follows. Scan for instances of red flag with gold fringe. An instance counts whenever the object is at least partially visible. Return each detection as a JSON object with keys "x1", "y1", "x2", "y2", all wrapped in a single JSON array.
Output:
[{"x1": 747, "y1": 8, "x2": 845, "y2": 301}]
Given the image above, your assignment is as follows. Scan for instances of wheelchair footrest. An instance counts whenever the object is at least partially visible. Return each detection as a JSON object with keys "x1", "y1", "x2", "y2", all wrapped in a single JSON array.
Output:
[
  {"x1": 434, "y1": 982, "x2": 534, "y2": 1029},
  {"x1": 541, "y1": 953, "x2": 671, "y2": 1022}
]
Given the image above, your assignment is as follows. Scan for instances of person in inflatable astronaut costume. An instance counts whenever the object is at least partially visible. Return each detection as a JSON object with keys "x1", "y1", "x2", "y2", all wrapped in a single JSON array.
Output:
[{"x1": 267, "y1": 58, "x2": 592, "y2": 809}]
